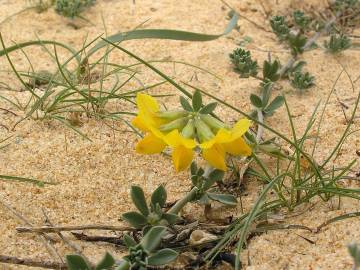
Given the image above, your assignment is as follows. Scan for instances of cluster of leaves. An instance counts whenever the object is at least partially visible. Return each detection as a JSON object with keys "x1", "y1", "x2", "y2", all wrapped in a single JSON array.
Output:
[
  {"x1": 66, "y1": 227, "x2": 178, "y2": 270},
  {"x1": 250, "y1": 82, "x2": 284, "y2": 118},
  {"x1": 332, "y1": 0, "x2": 359, "y2": 11},
  {"x1": 291, "y1": 70, "x2": 315, "y2": 90},
  {"x1": 293, "y1": 10, "x2": 311, "y2": 30},
  {"x1": 55, "y1": 0, "x2": 96, "y2": 18},
  {"x1": 324, "y1": 33, "x2": 352, "y2": 53},
  {"x1": 270, "y1": 15, "x2": 290, "y2": 40},
  {"x1": 122, "y1": 185, "x2": 179, "y2": 230},
  {"x1": 229, "y1": 48, "x2": 258, "y2": 78},
  {"x1": 190, "y1": 162, "x2": 237, "y2": 206}
]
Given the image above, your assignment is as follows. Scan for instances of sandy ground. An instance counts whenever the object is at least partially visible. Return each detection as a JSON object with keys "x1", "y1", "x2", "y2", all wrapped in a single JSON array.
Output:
[{"x1": 0, "y1": 0, "x2": 360, "y2": 269}]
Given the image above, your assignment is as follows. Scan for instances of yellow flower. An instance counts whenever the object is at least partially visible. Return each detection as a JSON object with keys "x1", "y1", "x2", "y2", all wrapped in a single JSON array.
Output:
[
  {"x1": 199, "y1": 119, "x2": 252, "y2": 171},
  {"x1": 132, "y1": 93, "x2": 196, "y2": 172},
  {"x1": 132, "y1": 93, "x2": 167, "y2": 132},
  {"x1": 163, "y1": 130, "x2": 196, "y2": 172}
]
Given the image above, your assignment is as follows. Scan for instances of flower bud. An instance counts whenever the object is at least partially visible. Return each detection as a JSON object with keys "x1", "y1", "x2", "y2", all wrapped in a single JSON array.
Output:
[
  {"x1": 200, "y1": 114, "x2": 227, "y2": 130},
  {"x1": 194, "y1": 118, "x2": 214, "y2": 142},
  {"x1": 181, "y1": 119, "x2": 195, "y2": 138},
  {"x1": 156, "y1": 110, "x2": 188, "y2": 120},
  {"x1": 159, "y1": 117, "x2": 188, "y2": 132}
]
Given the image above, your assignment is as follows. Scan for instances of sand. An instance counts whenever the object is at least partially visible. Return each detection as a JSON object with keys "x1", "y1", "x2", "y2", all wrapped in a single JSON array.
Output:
[{"x1": 0, "y1": 0, "x2": 360, "y2": 269}]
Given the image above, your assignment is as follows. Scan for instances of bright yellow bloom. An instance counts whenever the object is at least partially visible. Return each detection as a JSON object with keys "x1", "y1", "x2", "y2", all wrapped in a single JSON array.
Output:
[
  {"x1": 132, "y1": 93, "x2": 196, "y2": 172},
  {"x1": 199, "y1": 119, "x2": 252, "y2": 171}
]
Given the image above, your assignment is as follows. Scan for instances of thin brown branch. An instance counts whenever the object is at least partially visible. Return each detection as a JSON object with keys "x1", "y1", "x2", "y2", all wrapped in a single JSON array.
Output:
[
  {"x1": 17, "y1": 224, "x2": 135, "y2": 233},
  {"x1": 0, "y1": 255, "x2": 67, "y2": 269},
  {"x1": 0, "y1": 197, "x2": 63, "y2": 262}
]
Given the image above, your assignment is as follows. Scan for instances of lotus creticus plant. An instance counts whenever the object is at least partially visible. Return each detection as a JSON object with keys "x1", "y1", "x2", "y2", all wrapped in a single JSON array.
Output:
[{"x1": 132, "y1": 92, "x2": 252, "y2": 172}]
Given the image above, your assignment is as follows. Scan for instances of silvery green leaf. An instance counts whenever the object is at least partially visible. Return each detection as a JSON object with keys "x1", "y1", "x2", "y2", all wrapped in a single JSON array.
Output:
[
  {"x1": 148, "y1": 248, "x2": 178, "y2": 266},
  {"x1": 207, "y1": 193, "x2": 237, "y2": 206},
  {"x1": 180, "y1": 96, "x2": 193, "y2": 111},
  {"x1": 66, "y1": 255, "x2": 91, "y2": 270},
  {"x1": 192, "y1": 90, "x2": 202, "y2": 111},
  {"x1": 130, "y1": 186, "x2": 149, "y2": 216},
  {"x1": 95, "y1": 252, "x2": 115, "y2": 270},
  {"x1": 151, "y1": 185, "x2": 167, "y2": 208},
  {"x1": 140, "y1": 226, "x2": 166, "y2": 252},
  {"x1": 122, "y1": 212, "x2": 147, "y2": 229}
]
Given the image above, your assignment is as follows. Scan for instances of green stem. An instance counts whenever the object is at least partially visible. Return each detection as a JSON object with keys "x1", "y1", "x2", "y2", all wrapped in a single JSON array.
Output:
[{"x1": 168, "y1": 187, "x2": 199, "y2": 215}]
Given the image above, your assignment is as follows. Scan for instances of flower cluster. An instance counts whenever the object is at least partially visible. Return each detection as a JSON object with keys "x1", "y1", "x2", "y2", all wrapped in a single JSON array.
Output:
[{"x1": 132, "y1": 93, "x2": 252, "y2": 172}]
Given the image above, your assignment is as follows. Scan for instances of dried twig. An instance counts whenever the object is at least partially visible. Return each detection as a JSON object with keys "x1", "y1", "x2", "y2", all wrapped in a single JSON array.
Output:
[
  {"x1": 0, "y1": 197, "x2": 63, "y2": 263},
  {"x1": 41, "y1": 209, "x2": 91, "y2": 266},
  {"x1": 0, "y1": 255, "x2": 67, "y2": 269},
  {"x1": 17, "y1": 224, "x2": 135, "y2": 233}
]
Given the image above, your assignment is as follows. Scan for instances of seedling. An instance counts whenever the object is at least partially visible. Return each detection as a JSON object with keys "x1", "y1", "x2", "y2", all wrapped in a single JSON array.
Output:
[
  {"x1": 55, "y1": 0, "x2": 96, "y2": 18},
  {"x1": 190, "y1": 162, "x2": 237, "y2": 206},
  {"x1": 122, "y1": 185, "x2": 179, "y2": 230},
  {"x1": 324, "y1": 33, "x2": 352, "y2": 53},
  {"x1": 262, "y1": 59, "x2": 280, "y2": 82},
  {"x1": 291, "y1": 70, "x2": 315, "y2": 90},
  {"x1": 270, "y1": 15, "x2": 290, "y2": 40},
  {"x1": 229, "y1": 48, "x2": 258, "y2": 78},
  {"x1": 293, "y1": 10, "x2": 311, "y2": 31},
  {"x1": 66, "y1": 227, "x2": 178, "y2": 270}
]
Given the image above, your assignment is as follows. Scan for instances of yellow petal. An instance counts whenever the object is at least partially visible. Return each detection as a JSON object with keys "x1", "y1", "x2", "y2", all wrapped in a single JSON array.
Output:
[
  {"x1": 202, "y1": 144, "x2": 227, "y2": 171},
  {"x1": 232, "y1": 119, "x2": 251, "y2": 138},
  {"x1": 164, "y1": 130, "x2": 196, "y2": 149},
  {"x1": 136, "y1": 93, "x2": 159, "y2": 114},
  {"x1": 172, "y1": 145, "x2": 194, "y2": 172},
  {"x1": 135, "y1": 133, "x2": 166, "y2": 154},
  {"x1": 132, "y1": 116, "x2": 149, "y2": 132},
  {"x1": 223, "y1": 137, "x2": 252, "y2": 156}
]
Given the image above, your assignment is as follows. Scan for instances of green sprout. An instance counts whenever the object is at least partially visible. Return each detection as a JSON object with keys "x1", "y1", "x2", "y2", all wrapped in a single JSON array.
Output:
[
  {"x1": 288, "y1": 33, "x2": 307, "y2": 56},
  {"x1": 291, "y1": 70, "x2": 315, "y2": 90},
  {"x1": 66, "y1": 227, "x2": 178, "y2": 270},
  {"x1": 333, "y1": 0, "x2": 359, "y2": 10},
  {"x1": 189, "y1": 162, "x2": 237, "y2": 206},
  {"x1": 324, "y1": 33, "x2": 351, "y2": 53},
  {"x1": 270, "y1": 15, "x2": 290, "y2": 40},
  {"x1": 263, "y1": 59, "x2": 280, "y2": 82},
  {"x1": 229, "y1": 48, "x2": 258, "y2": 78},
  {"x1": 293, "y1": 10, "x2": 311, "y2": 30},
  {"x1": 349, "y1": 242, "x2": 360, "y2": 270},
  {"x1": 250, "y1": 82, "x2": 284, "y2": 118},
  {"x1": 55, "y1": 0, "x2": 95, "y2": 18},
  {"x1": 122, "y1": 185, "x2": 179, "y2": 230}
]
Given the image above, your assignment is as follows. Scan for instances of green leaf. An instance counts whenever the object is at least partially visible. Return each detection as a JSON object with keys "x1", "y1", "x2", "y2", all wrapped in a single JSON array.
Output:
[
  {"x1": 190, "y1": 161, "x2": 197, "y2": 176},
  {"x1": 115, "y1": 260, "x2": 131, "y2": 270},
  {"x1": 192, "y1": 90, "x2": 202, "y2": 111},
  {"x1": 198, "y1": 193, "x2": 210, "y2": 205},
  {"x1": 261, "y1": 81, "x2": 272, "y2": 107},
  {"x1": 265, "y1": 96, "x2": 284, "y2": 114},
  {"x1": 148, "y1": 248, "x2": 178, "y2": 266},
  {"x1": 95, "y1": 252, "x2": 115, "y2": 270},
  {"x1": 199, "y1": 102, "x2": 217, "y2": 114},
  {"x1": 123, "y1": 234, "x2": 137, "y2": 248},
  {"x1": 203, "y1": 170, "x2": 224, "y2": 191},
  {"x1": 207, "y1": 193, "x2": 237, "y2": 206},
  {"x1": 162, "y1": 213, "x2": 180, "y2": 225},
  {"x1": 87, "y1": 13, "x2": 239, "y2": 57},
  {"x1": 180, "y1": 96, "x2": 193, "y2": 111},
  {"x1": 250, "y1": 94, "x2": 263, "y2": 108},
  {"x1": 140, "y1": 226, "x2": 166, "y2": 252},
  {"x1": 130, "y1": 186, "x2": 149, "y2": 216},
  {"x1": 151, "y1": 185, "x2": 167, "y2": 208},
  {"x1": 66, "y1": 255, "x2": 91, "y2": 270},
  {"x1": 122, "y1": 212, "x2": 148, "y2": 229}
]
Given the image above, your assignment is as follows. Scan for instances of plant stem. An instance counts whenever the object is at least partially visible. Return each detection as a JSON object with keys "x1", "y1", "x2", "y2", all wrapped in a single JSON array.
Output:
[{"x1": 168, "y1": 187, "x2": 199, "y2": 215}]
